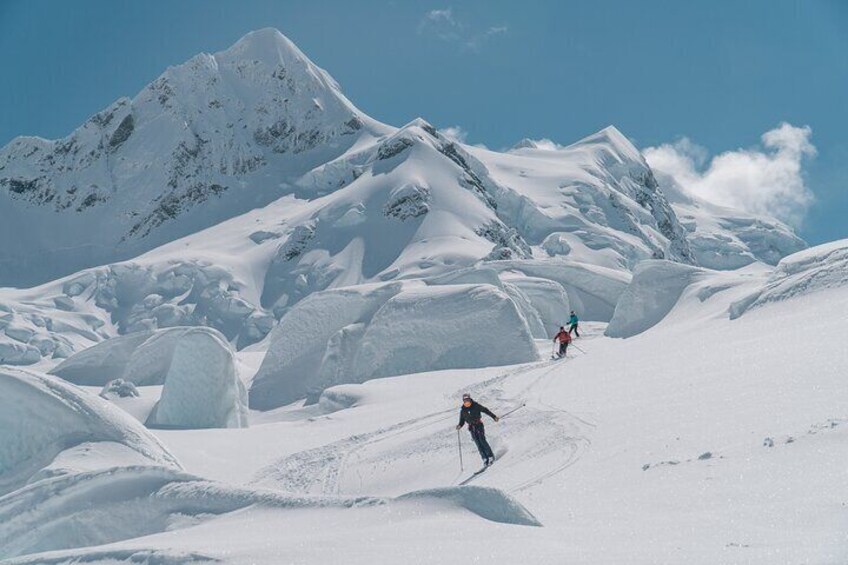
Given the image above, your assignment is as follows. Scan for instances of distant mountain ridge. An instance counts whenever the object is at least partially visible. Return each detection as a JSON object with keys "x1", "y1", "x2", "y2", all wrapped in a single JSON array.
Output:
[{"x1": 0, "y1": 28, "x2": 803, "y2": 289}]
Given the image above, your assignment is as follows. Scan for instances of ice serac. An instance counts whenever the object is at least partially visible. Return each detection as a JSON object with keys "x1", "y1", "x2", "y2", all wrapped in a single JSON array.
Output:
[
  {"x1": 730, "y1": 239, "x2": 848, "y2": 319},
  {"x1": 145, "y1": 327, "x2": 248, "y2": 429},
  {"x1": 50, "y1": 331, "x2": 154, "y2": 385},
  {"x1": 606, "y1": 260, "x2": 705, "y2": 338},
  {"x1": 0, "y1": 367, "x2": 179, "y2": 497},
  {"x1": 250, "y1": 281, "x2": 538, "y2": 410},
  {"x1": 250, "y1": 282, "x2": 405, "y2": 409},
  {"x1": 352, "y1": 284, "x2": 538, "y2": 380},
  {"x1": 51, "y1": 326, "x2": 237, "y2": 387},
  {"x1": 0, "y1": 28, "x2": 389, "y2": 288},
  {"x1": 479, "y1": 125, "x2": 694, "y2": 270}
]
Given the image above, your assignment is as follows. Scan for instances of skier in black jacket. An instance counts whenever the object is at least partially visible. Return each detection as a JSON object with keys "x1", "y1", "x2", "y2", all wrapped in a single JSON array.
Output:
[{"x1": 456, "y1": 393, "x2": 499, "y2": 466}]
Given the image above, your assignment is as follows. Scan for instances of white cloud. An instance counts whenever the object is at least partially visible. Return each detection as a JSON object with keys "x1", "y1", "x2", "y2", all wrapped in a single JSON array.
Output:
[
  {"x1": 644, "y1": 123, "x2": 816, "y2": 227},
  {"x1": 437, "y1": 125, "x2": 488, "y2": 149},
  {"x1": 418, "y1": 8, "x2": 462, "y2": 41},
  {"x1": 418, "y1": 8, "x2": 507, "y2": 51},
  {"x1": 509, "y1": 138, "x2": 564, "y2": 151},
  {"x1": 438, "y1": 125, "x2": 468, "y2": 143}
]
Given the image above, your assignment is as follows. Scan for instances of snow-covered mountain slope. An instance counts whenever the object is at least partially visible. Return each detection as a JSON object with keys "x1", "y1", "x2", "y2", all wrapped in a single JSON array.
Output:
[
  {"x1": 3, "y1": 239, "x2": 845, "y2": 564},
  {"x1": 1, "y1": 27, "x2": 803, "y2": 293},
  {"x1": 0, "y1": 28, "x2": 390, "y2": 288},
  {"x1": 653, "y1": 169, "x2": 806, "y2": 269}
]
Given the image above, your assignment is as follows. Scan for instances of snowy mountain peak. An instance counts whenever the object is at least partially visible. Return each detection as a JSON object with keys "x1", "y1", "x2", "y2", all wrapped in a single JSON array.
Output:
[
  {"x1": 0, "y1": 28, "x2": 389, "y2": 287},
  {"x1": 567, "y1": 125, "x2": 645, "y2": 165},
  {"x1": 220, "y1": 28, "x2": 308, "y2": 64}
]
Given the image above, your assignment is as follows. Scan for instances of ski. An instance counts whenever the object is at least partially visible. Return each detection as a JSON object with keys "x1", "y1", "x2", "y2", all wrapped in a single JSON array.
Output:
[{"x1": 458, "y1": 465, "x2": 489, "y2": 485}]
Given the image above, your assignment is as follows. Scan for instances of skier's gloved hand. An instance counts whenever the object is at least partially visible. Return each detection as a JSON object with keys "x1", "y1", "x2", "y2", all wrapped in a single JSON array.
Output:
[
  {"x1": 455, "y1": 424, "x2": 462, "y2": 430},
  {"x1": 494, "y1": 416, "x2": 500, "y2": 422}
]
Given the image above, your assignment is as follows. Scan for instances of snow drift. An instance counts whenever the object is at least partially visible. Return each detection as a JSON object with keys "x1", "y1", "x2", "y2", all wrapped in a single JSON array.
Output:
[
  {"x1": 0, "y1": 367, "x2": 179, "y2": 497},
  {"x1": 0, "y1": 468, "x2": 537, "y2": 560},
  {"x1": 396, "y1": 486, "x2": 541, "y2": 527},
  {"x1": 250, "y1": 281, "x2": 538, "y2": 409}
]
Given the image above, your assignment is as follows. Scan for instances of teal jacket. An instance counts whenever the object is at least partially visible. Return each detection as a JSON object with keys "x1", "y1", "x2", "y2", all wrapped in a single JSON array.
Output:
[{"x1": 569, "y1": 314, "x2": 578, "y2": 325}]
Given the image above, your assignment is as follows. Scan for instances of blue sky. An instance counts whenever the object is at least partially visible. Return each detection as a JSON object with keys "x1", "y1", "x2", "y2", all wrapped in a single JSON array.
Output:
[{"x1": 1, "y1": 0, "x2": 845, "y2": 244}]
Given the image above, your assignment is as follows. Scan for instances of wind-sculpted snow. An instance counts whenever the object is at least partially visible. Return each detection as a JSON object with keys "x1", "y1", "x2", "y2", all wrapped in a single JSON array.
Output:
[
  {"x1": 0, "y1": 368, "x2": 179, "y2": 497},
  {"x1": 250, "y1": 281, "x2": 537, "y2": 409},
  {"x1": 396, "y1": 486, "x2": 541, "y2": 527},
  {"x1": 606, "y1": 260, "x2": 705, "y2": 338},
  {"x1": 0, "y1": 465, "x2": 538, "y2": 560},
  {"x1": 730, "y1": 239, "x2": 848, "y2": 319}
]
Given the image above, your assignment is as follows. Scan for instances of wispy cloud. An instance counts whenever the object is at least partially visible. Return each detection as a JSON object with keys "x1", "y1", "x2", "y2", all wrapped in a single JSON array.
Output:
[
  {"x1": 418, "y1": 8, "x2": 507, "y2": 51},
  {"x1": 437, "y1": 125, "x2": 468, "y2": 143},
  {"x1": 644, "y1": 123, "x2": 816, "y2": 227},
  {"x1": 418, "y1": 8, "x2": 463, "y2": 42}
]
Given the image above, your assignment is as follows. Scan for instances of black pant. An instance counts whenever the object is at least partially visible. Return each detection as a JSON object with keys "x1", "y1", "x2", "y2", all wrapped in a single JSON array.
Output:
[
  {"x1": 569, "y1": 323, "x2": 579, "y2": 337},
  {"x1": 468, "y1": 423, "x2": 494, "y2": 461},
  {"x1": 559, "y1": 341, "x2": 569, "y2": 357}
]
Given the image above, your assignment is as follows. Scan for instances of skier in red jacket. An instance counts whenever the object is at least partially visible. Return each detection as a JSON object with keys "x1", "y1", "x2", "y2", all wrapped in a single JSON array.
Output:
[{"x1": 554, "y1": 326, "x2": 572, "y2": 358}]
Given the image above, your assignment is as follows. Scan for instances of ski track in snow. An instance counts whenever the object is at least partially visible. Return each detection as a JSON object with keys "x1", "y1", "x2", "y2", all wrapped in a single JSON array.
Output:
[{"x1": 251, "y1": 348, "x2": 596, "y2": 497}]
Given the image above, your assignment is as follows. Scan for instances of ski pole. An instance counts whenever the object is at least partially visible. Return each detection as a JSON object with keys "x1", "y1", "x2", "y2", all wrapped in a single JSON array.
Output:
[
  {"x1": 571, "y1": 343, "x2": 586, "y2": 354},
  {"x1": 499, "y1": 403, "x2": 526, "y2": 420},
  {"x1": 457, "y1": 428, "x2": 464, "y2": 471}
]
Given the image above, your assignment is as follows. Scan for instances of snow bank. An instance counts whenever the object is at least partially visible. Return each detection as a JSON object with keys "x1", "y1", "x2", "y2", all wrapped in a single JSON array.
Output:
[
  {"x1": 396, "y1": 486, "x2": 541, "y2": 527},
  {"x1": 250, "y1": 282, "x2": 537, "y2": 409},
  {"x1": 0, "y1": 368, "x2": 179, "y2": 496},
  {"x1": 145, "y1": 328, "x2": 248, "y2": 429},
  {"x1": 606, "y1": 260, "x2": 704, "y2": 338},
  {"x1": 730, "y1": 239, "x2": 848, "y2": 319}
]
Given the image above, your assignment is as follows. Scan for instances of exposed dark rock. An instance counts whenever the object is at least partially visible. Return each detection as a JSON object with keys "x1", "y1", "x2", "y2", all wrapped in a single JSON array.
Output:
[
  {"x1": 108, "y1": 114, "x2": 135, "y2": 150},
  {"x1": 476, "y1": 220, "x2": 532, "y2": 260},
  {"x1": 377, "y1": 136, "x2": 414, "y2": 160},
  {"x1": 384, "y1": 184, "x2": 430, "y2": 220}
]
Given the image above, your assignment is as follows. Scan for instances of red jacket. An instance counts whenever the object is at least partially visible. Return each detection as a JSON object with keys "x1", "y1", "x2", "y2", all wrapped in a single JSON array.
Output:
[{"x1": 555, "y1": 330, "x2": 571, "y2": 344}]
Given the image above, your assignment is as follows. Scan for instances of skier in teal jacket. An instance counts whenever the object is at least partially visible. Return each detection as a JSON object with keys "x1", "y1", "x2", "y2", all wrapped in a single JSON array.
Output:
[{"x1": 568, "y1": 311, "x2": 580, "y2": 337}]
